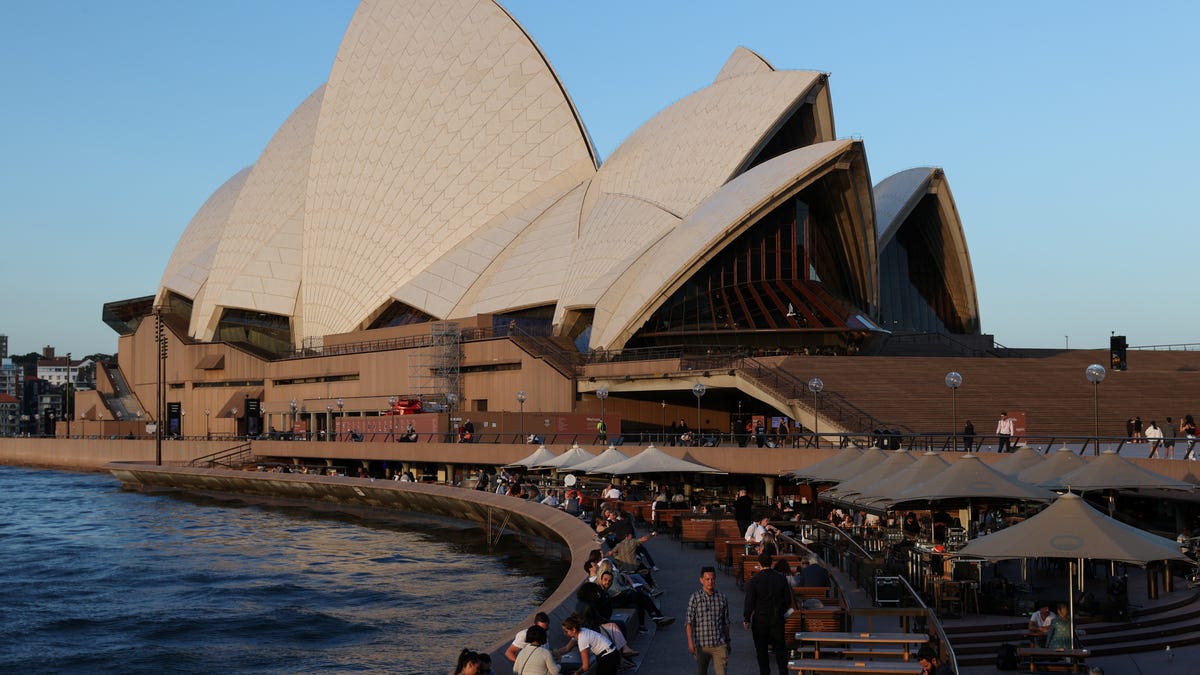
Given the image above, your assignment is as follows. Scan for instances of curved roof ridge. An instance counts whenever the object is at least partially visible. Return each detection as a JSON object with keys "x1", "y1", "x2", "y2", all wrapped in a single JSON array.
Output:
[
  {"x1": 299, "y1": 0, "x2": 597, "y2": 340},
  {"x1": 158, "y1": 166, "x2": 252, "y2": 305},
  {"x1": 191, "y1": 84, "x2": 325, "y2": 342},
  {"x1": 874, "y1": 166, "x2": 936, "y2": 246},
  {"x1": 714, "y1": 46, "x2": 776, "y2": 83},
  {"x1": 490, "y1": 0, "x2": 599, "y2": 169},
  {"x1": 591, "y1": 140, "x2": 867, "y2": 349}
]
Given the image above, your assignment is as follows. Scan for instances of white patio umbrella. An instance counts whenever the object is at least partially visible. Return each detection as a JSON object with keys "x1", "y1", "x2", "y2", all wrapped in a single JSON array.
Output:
[
  {"x1": 787, "y1": 447, "x2": 863, "y2": 481},
  {"x1": 597, "y1": 445, "x2": 725, "y2": 475},
  {"x1": 851, "y1": 451, "x2": 950, "y2": 507},
  {"x1": 504, "y1": 444, "x2": 558, "y2": 468},
  {"x1": 891, "y1": 453, "x2": 1057, "y2": 504},
  {"x1": 535, "y1": 442, "x2": 596, "y2": 469},
  {"x1": 1040, "y1": 450, "x2": 1195, "y2": 492},
  {"x1": 991, "y1": 445, "x2": 1046, "y2": 476},
  {"x1": 1015, "y1": 447, "x2": 1086, "y2": 486},
  {"x1": 824, "y1": 450, "x2": 916, "y2": 500},
  {"x1": 958, "y1": 492, "x2": 1191, "y2": 648},
  {"x1": 565, "y1": 445, "x2": 631, "y2": 473}
]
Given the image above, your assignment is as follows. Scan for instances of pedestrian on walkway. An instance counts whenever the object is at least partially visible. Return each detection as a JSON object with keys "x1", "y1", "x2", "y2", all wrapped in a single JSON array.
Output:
[
  {"x1": 996, "y1": 412, "x2": 1014, "y2": 453},
  {"x1": 743, "y1": 552, "x2": 792, "y2": 675},
  {"x1": 686, "y1": 566, "x2": 730, "y2": 675}
]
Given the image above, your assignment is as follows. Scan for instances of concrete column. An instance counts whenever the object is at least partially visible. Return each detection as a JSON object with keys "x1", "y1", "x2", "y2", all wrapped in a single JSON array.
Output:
[{"x1": 762, "y1": 476, "x2": 776, "y2": 499}]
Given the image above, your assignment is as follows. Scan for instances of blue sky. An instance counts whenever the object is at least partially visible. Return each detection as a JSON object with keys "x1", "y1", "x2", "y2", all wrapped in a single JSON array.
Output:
[{"x1": 2, "y1": 0, "x2": 1196, "y2": 357}]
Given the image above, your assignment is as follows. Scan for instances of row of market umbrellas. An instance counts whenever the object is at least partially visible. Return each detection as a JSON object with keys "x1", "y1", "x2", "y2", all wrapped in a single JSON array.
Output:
[
  {"x1": 793, "y1": 446, "x2": 1197, "y2": 649},
  {"x1": 792, "y1": 446, "x2": 1193, "y2": 510},
  {"x1": 504, "y1": 443, "x2": 725, "y2": 476}
]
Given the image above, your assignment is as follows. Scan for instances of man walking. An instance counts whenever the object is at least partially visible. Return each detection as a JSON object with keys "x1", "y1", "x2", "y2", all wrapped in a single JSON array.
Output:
[
  {"x1": 686, "y1": 566, "x2": 730, "y2": 675},
  {"x1": 733, "y1": 489, "x2": 754, "y2": 539},
  {"x1": 743, "y1": 552, "x2": 792, "y2": 675}
]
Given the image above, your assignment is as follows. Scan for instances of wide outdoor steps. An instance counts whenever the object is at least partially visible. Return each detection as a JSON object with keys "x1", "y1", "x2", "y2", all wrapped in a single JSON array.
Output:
[{"x1": 946, "y1": 590, "x2": 1200, "y2": 666}]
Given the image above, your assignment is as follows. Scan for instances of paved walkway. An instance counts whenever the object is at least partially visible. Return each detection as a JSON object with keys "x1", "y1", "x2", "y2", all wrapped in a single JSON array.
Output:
[{"x1": 624, "y1": 534, "x2": 1200, "y2": 674}]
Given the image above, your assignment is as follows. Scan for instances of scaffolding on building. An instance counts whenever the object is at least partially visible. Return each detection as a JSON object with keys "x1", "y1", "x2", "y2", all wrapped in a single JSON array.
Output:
[{"x1": 409, "y1": 321, "x2": 462, "y2": 407}]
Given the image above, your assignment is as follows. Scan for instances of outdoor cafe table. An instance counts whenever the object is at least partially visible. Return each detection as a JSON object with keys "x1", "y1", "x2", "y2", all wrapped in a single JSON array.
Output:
[
  {"x1": 1015, "y1": 647, "x2": 1090, "y2": 673},
  {"x1": 788, "y1": 659, "x2": 922, "y2": 674},
  {"x1": 795, "y1": 631, "x2": 929, "y2": 661}
]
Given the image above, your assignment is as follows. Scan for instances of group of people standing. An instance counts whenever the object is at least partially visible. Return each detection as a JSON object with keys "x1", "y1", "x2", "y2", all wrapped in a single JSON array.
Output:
[{"x1": 1139, "y1": 415, "x2": 1197, "y2": 459}]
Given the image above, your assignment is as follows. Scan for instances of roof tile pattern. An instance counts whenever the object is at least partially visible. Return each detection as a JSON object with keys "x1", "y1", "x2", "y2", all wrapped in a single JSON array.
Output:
[
  {"x1": 561, "y1": 71, "x2": 824, "y2": 314},
  {"x1": 159, "y1": 167, "x2": 250, "y2": 302},
  {"x1": 300, "y1": 0, "x2": 595, "y2": 338},
  {"x1": 189, "y1": 86, "x2": 325, "y2": 339}
]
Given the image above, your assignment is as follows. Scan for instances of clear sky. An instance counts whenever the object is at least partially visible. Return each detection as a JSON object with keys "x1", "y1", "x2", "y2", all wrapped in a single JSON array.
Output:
[{"x1": 2, "y1": 0, "x2": 1196, "y2": 357}]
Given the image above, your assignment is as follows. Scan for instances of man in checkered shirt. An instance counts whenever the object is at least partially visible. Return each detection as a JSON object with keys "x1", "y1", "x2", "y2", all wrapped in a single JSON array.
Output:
[{"x1": 686, "y1": 566, "x2": 731, "y2": 675}]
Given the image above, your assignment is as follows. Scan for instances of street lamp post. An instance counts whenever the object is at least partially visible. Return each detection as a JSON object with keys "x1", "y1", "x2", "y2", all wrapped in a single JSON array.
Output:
[
  {"x1": 65, "y1": 352, "x2": 72, "y2": 440},
  {"x1": 204, "y1": 409, "x2": 210, "y2": 440},
  {"x1": 516, "y1": 390, "x2": 527, "y2": 442},
  {"x1": 807, "y1": 377, "x2": 823, "y2": 448},
  {"x1": 289, "y1": 399, "x2": 298, "y2": 438},
  {"x1": 326, "y1": 405, "x2": 333, "y2": 441},
  {"x1": 1086, "y1": 363, "x2": 1106, "y2": 455},
  {"x1": 446, "y1": 392, "x2": 458, "y2": 441},
  {"x1": 336, "y1": 398, "x2": 344, "y2": 441},
  {"x1": 231, "y1": 407, "x2": 239, "y2": 437},
  {"x1": 945, "y1": 371, "x2": 962, "y2": 451},
  {"x1": 181, "y1": 409, "x2": 186, "y2": 438},
  {"x1": 692, "y1": 383, "x2": 706, "y2": 438},
  {"x1": 661, "y1": 400, "x2": 667, "y2": 441}
]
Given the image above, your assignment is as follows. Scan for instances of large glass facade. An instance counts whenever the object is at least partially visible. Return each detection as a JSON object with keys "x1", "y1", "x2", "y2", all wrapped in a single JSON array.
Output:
[{"x1": 631, "y1": 192, "x2": 867, "y2": 348}]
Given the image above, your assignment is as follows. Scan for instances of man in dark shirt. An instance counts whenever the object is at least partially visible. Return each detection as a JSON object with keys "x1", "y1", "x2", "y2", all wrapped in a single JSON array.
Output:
[
  {"x1": 797, "y1": 555, "x2": 830, "y2": 587},
  {"x1": 742, "y1": 552, "x2": 792, "y2": 675},
  {"x1": 733, "y1": 488, "x2": 754, "y2": 537}
]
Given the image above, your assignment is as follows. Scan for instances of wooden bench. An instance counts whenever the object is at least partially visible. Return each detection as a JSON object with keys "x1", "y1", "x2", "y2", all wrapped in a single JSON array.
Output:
[
  {"x1": 651, "y1": 508, "x2": 690, "y2": 537},
  {"x1": 795, "y1": 631, "x2": 929, "y2": 661},
  {"x1": 785, "y1": 609, "x2": 846, "y2": 651},
  {"x1": 793, "y1": 586, "x2": 835, "y2": 601},
  {"x1": 788, "y1": 659, "x2": 922, "y2": 674},
  {"x1": 1016, "y1": 647, "x2": 1090, "y2": 673}
]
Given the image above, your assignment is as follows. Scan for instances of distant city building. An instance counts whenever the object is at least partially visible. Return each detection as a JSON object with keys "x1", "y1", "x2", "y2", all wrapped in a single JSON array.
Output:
[
  {"x1": 0, "y1": 358, "x2": 19, "y2": 399},
  {"x1": 0, "y1": 334, "x2": 7, "y2": 359},
  {"x1": 37, "y1": 356, "x2": 87, "y2": 387},
  {"x1": 0, "y1": 393, "x2": 18, "y2": 436}
]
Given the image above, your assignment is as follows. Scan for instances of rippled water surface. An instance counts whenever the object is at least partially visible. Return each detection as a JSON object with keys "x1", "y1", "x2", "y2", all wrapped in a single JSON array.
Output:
[{"x1": 0, "y1": 466, "x2": 563, "y2": 674}]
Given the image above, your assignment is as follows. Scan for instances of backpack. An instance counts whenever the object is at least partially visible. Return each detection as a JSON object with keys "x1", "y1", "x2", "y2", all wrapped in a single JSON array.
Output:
[{"x1": 996, "y1": 642, "x2": 1018, "y2": 670}]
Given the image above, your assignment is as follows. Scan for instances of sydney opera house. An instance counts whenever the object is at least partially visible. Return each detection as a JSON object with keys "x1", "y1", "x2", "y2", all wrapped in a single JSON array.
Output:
[{"x1": 87, "y1": 0, "x2": 983, "y2": 459}]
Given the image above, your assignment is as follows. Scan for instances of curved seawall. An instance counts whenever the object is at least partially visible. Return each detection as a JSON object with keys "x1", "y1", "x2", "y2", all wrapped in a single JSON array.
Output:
[{"x1": 107, "y1": 463, "x2": 596, "y2": 675}]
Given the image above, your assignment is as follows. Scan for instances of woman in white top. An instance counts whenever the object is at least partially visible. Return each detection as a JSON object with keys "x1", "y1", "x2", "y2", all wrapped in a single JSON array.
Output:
[
  {"x1": 558, "y1": 614, "x2": 620, "y2": 675},
  {"x1": 513, "y1": 625, "x2": 559, "y2": 675}
]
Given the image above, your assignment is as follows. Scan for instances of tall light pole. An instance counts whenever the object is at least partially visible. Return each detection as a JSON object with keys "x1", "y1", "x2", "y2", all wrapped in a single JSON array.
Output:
[
  {"x1": 692, "y1": 383, "x2": 706, "y2": 436},
  {"x1": 289, "y1": 399, "x2": 298, "y2": 438},
  {"x1": 181, "y1": 409, "x2": 186, "y2": 438},
  {"x1": 336, "y1": 398, "x2": 344, "y2": 441},
  {"x1": 807, "y1": 377, "x2": 823, "y2": 448},
  {"x1": 326, "y1": 404, "x2": 333, "y2": 441},
  {"x1": 945, "y1": 371, "x2": 962, "y2": 451},
  {"x1": 517, "y1": 390, "x2": 527, "y2": 442},
  {"x1": 1086, "y1": 363, "x2": 1106, "y2": 455},
  {"x1": 661, "y1": 400, "x2": 667, "y2": 440},
  {"x1": 446, "y1": 392, "x2": 458, "y2": 441},
  {"x1": 231, "y1": 407, "x2": 239, "y2": 437},
  {"x1": 204, "y1": 409, "x2": 210, "y2": 440},
  {"x1": 65, "y1": 352, "x2": 72, "y2": 440},
  {"x1": 596, "y1": 387, "x2": 608, "y2": 444}
]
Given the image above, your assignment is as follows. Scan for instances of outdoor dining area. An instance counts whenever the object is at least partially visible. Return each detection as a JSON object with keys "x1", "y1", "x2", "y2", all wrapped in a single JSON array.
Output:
[{"x1": 787, "y1": 444, "x2": 1199, "y2": 668}]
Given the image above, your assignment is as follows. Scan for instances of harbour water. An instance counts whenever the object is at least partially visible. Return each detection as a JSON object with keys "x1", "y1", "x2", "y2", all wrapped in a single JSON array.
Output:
[{"x1": 0, "y1": 465, "x2": 564, "y2": 674}]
